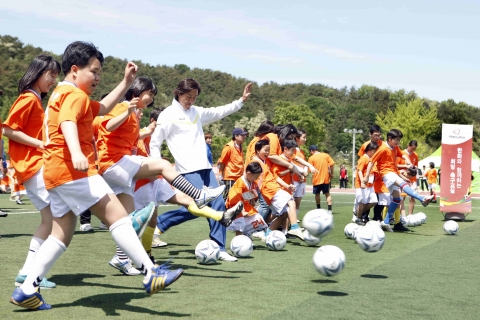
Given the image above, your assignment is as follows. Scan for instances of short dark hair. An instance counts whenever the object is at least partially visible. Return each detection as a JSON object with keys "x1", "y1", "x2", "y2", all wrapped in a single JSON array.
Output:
[
  {"x1": 275, "y1": 124, "x2": 298, "y2": 144},
  {"x1": 125, "y1": 76, "x2": 157, "y2": 106},
  {"x1": 281, "y1": 138, "x2": 297, "y2": 150},
  {"x1": 369, "y1": 124, "x2": 381, "y2": 134},
  {"x1": 150, "y1": 107, "x2": 164, "y2": 121},
  {"x1": 246, "y1": 161, "x2": 263, "y2": 174},
  {"x1": 408, "y1": 140, "x2": 418, "y2": 147},
  {"x1": 365, "y1": 141, "x2": 378, "y2": 152},
  {"x1": 407, "y1": 167, "x2": 417, "y2": 176},
  {"x1": 62, "y1": 41, "x2": 104, "y2": 76},
  {"x1": 254, "y1": 120, "x2": 275, "y2": 137},
  {"x1": 204, "y1": 133, "x2": 212, "y2": 140},
  {"x1": 255, "y1": 139, "x2": 270, "y2": 153},
  {"x1": 173, "y1": 78, "x2": 201, "y2": 100},
  {"x1": 387, "y1": 129, "x2": 403, "y2": 140},
  {"x1": 18, "y1": 55, "x2": 61, "y2": 99},
  {"x1": 429, "y1": 162, "x2": 435, "y2": 168}
]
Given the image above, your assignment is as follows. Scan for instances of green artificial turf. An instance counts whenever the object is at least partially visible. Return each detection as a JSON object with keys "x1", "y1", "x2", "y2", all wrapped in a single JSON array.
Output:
[{"x1": 0, "y1": 192, "x2": 478, "y2": 319}]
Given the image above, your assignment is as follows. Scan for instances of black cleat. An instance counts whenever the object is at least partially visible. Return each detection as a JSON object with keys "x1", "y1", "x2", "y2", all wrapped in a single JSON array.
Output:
[
  {"x1": 393, "y1": 223, "x2": 410, "y2": 232},
  {"x1": 220, "y1": 202, "x2": 244, "y2": 227}
]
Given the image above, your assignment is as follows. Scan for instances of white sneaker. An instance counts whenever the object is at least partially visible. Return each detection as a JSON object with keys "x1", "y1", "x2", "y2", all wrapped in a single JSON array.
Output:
[
  {"x1": 380, "y1": 221, "x2": 393, "y2": 232},
  {"x1": 151, "y1": 235, "x2": 168, "y2": 248},
  {"x1": 80, "y1": 224, "x2": 94, "y2": 232},
  {"x1": 351, "y1": 214, "x2": 357, "y2": 223},
  {"x1": 287, "y1": 228, "x2": 305, "y2": 240},
  {"x1": 108, "y1": 256, "x2": 141, "y2": 275},
  {"x1": 218, "y1": 251, "x2": 238, "y2": 262},
  {"x1": 251, "y1": 230, "x2": 266, "y2": 241},
  {"x1": 327, "y1": 210, "x2": 333, "y2": 215},
  {"x1": 422, "y1": 195, "x2": 434, "y2": 207},
  {"x1": 195, "y1": 185, "x2": 225, "y2": 209},
  {"x1": 98, "y1": 222, "x2": 108, "y2": 230}
]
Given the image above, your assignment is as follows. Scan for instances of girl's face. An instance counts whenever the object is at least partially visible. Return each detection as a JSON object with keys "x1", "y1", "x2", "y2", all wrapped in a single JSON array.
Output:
[
  {"x1": 177, "y1": 89, "x2": 198, "y2": 110},
  {"x1": 257, "y1": 145, "x2": 270, "y2": 161},
  {"x1": 137, "y1": 90, "x2": 155, "y2": 109},
  {"x1": 37, "y1": 70, "x2": 58, "y2": 93},
  {"x1": 284, "y1": 147, "x2": 295, "y2": 159},
  {"x1": 296, "y1": 133, "x2": 307, "y2": 146}
]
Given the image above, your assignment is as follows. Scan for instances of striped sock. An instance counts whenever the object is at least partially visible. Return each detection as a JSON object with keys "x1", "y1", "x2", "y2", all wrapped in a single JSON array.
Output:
[
  {"x1": 116, "y1": 247, "x2": 129, "y2": 262},
  {"x1": 171, "y1": 175, "x2": 201, "y2": 199}
]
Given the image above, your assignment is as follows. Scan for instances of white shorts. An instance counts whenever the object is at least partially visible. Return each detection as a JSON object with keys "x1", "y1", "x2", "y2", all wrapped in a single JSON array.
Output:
[
  {"x1": 23, "y1": 167, "x2": 50, "y2": 210},
  {"x1": 134, "y1": 178, "x2": 176, "y2": 210},
  {"x1": 382, "y1": 172, "x2": 400, "y2": 192},
  {"x1": 428, "y1": 183, "x2": 437, "y2": 191},
  {"x1": 377, "y1": 193, "x2": 392, "y2": 206},
  {"x1": 49, "y1": 175, "x2": 113, "y2": 218},
  {"x1": 293, "y1": 181, "x2": 306, "y2": 198},
  {"x1": 269, "y1": 189, "x2": 293, "y2": 216},
  {"x1": 102, "y1": 155, "x2": 143, "y2": 197},
  {"x1": 355, "y1": 187, "x2": 378, "y2": 204},
  {"x1": 227, "y1": 213, "x2": 267, "y2": 235},
  {"x1": 13, "y1": 189, "x2": 27, "y2": 196}
]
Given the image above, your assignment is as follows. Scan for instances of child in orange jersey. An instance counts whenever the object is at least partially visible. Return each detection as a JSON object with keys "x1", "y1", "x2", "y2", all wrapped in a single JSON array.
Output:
[
  {"x1": 10, "y1": 42, "x2": 182, "y2": 311},
  {"x1": 293, "y1": 129, "x2": 309, "y2": 219},
  {"x1": 364, "y1": 129, "x2": 433, "y2": 232},
  {"x1": 226, "y1": 162, "x2": 267, "y2": 238},
  {"x1": 308, "y1": 145, "x2": 335, "y2": 213},
  {"x1": 3, "y1": 55, "x2": 60, "y2": 289},
  {"x1": 354, "y1": 141, "x2": 378, "y2": 225},
  {"x1": 425, "y1": 162, "x2": 438, "y2": 201}
]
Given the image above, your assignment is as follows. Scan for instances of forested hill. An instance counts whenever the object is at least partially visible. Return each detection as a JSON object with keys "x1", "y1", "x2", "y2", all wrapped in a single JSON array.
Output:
[{"x1": 1, "y1": 34, "x2": 479, "y2": 161}]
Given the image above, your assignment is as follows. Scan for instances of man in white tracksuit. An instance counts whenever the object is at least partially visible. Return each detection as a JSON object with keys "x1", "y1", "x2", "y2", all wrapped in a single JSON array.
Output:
[{"x1": 150, "y1": 78, "x2": 252, "y2": 262}]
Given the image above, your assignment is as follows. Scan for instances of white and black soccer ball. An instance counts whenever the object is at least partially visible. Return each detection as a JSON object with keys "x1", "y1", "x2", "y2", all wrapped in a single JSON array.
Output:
[
  {"x1": 365, "y1": 220, "x2": 382, "y2": 230},
  {"x1": 303, "y1": 230, "x2": 322, "y2": 246},
  {"x1": 230, "y1": 235, "x2": 253, "y2": 257},
  {"x1": 195, "y1": 240, "x2": 220, "y2": 264},
  {"x1": 302, "y1": 209, "x2": 334, "y2": 238},
  {"x1": 413, "y1": 214, "x2": 423, "y2": 226},
  {"x1": 417, "y1": 212, "x2": 427, "y2": 224},
  {"x1": 356, "y1": 225, "x2": 385, "y2": 253},
  {"x1": 406, "y1": 215, "x2": 417, "y2": 227},
  {"x1": 265, "y1": 230, "x2": 287, "y2": 251},
  {"x1": 443, "y1": 220, "x2": 459, "y2": 235},
  {"x1": 400, "y1": 215, "x2": 409, "y2": 228},
  {"x1": 312, "y1": 245, "x2": 346, "y2": 277},
  {"x1": 344, "y1": 223, "x2": 359, "y2": 239},
  {"x1": 353, "y1": 225, "x2": 364, "y2": 243}
]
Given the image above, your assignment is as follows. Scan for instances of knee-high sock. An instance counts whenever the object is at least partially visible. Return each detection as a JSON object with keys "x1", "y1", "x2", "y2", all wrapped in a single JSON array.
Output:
[
  {"x1": 373, "y1": 204, "x2": 385, "y2": 221},
  {"x1": 21, "y1": 235, "x2": 66, "y2": 295},
  {"x1": 394, "y1": 207, "x2": 401, "y2": 224},
  {"x1": 384, "y1": 198, "x2": 401, "y2": 224},
  {"x1": 171, "y1": 175, "x2": 201, "y2": 199},
  {"x1": 187, "y1": 203, "x2": 222, "y2": 221},
  {"x1": 110, "y1": 217, "x2": 154, "y2": 275},
  {"x1": 141, "y1": 226, "x2": 155, "y2": 254},
  {"x1": 400, "y1": 183, "x2": 424, "y2": 201},
  {"x1": 19, "y1": 237, "x2": 44, "y2": 275}
]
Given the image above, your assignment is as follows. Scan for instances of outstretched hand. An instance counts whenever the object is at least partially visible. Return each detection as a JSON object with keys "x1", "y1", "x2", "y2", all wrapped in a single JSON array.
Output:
[
  {"x1": 241, "y1": 83, "x2": 253, "y2": 102},
  {"x1": 124, "y1": 62, "x2": 138, "y2": 84}
]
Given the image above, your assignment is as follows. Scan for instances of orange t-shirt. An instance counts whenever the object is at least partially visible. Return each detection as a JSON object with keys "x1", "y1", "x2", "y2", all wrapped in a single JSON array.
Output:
[
  {"x1": 43, "y1": 83, "x2": 100, "y2": 189},
  {"x1": 401, "y1": 149, "x2": 418, "y2": 182},
  {"x1": 3, "y1": 91, "x2": 44, "y2": 183},
  {"x1": 97, "y1": 102, "x2": 139, "y2": 174},
  {"x1": 218, "y1": 141, "x2": 244, "y2": 181},
  {"x1": 265, "y1": 133, "x2": 281, "y2": 168},
  {"x1": 308, "y1": 152, "x2": 335, "y2": 185},
  {"x1": 226, "y1": 176, "x2": 258, "y2": 215},
  {"x1": 372, "y1": 163, "x2": 389, "y2": 193},
  {"x1": 355, "y1": 155, "x2": 373, "y2": 188},
  {"x1": 369, "y1": 142, "x2": 403, "y2": 178},
  {"x1": 245, "y1": 136, "x2": 260, "y2": 167},
  {"x1": 358, "y1": 139, "x2": 383, "y2": 157},
  {"x1": 292, "y1": 148, "x2": 306, "y2": 183},
  {"x1": 270, "y1": 155, "x2": 293, "y2": 195},
  {"x1": 251, "y1": 156, "x2": 279, "y2": 205},
  {"x1": 425, "y1": 169, "x2": 437, "y2": 184}
]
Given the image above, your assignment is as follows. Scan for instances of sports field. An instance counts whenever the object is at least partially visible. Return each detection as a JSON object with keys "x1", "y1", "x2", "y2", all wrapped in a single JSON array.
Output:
[{"x1": 0, "y1": 192, "x2": 479, "y2": 319}]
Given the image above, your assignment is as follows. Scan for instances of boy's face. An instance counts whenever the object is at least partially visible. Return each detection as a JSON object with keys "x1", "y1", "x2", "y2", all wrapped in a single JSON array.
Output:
[
  {"x1": 178, "y1": 89, "x2": 198, "y2": 110},
  {"x1": 370, "y1": 131, "x2": 381, "y2": 142},
  {"x1": 205, "y1": 137, "x2": 212, "y2": 145},
  {"x1": 388, "y1": 137, "x2": 400, "y2": 147},
  {"x1": 366, "y1": 149, "x2": 376, "y2": 157},
  {"x1": 257, "y1": 145, "x2": 270, "y2": 160},
  {"x1": 73, "y1": 57, "x2": 101, "y2": 95},
  {"x1": 284, "y1": 146, "x2": 295, "y2": 159},
  {"x1": 246, "y1": 171, "x2": 262, "y2": 183}
]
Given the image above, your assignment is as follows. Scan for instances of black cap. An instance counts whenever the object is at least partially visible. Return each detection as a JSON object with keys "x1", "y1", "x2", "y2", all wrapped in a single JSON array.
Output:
[{"x1": 309, "y1": 144, "x2": 318, "y2": 151}]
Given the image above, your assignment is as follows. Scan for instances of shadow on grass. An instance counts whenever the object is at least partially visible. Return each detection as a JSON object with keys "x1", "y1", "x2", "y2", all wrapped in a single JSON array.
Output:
[
  {"x1": 317, "y1": 291, "x2": 348, "y2": 297},
  {"x1": 0, "y1": 233, "x2": 35, "y2": 238},
  {"x1": 311, "y1": 279, "x2": 337, "y2": 284},
  {"x1": 182, "y1": 272, "x2": 241, "y2": 279},
  {"x1": 361, "y1": 274, "x2": 388, "y2": 279},
  {"x1": 174, "y1": 263, "x2": 253, "y2": 274},
  {"x1": 48, "y1": 273, "x2": 142, "y2": 291},
  {"x1": 43, "y1": 292, "x2": 190, "y2": 317}
]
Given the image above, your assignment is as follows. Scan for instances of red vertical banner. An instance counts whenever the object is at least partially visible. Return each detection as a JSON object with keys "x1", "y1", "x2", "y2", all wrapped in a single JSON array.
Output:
[{"x1": 440, "y1": 124, "x2": 473, "y2": 213}]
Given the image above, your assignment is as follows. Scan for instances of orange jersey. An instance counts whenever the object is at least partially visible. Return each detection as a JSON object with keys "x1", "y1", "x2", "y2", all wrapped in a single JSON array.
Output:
[
  {"x1": 218, "y1": 141, "x2": 244, "y2": 181},
  {"x1": 245, "y1": 136, "x2": 260, "y2": 167},
  {"x1": 358, "y1": 139, "x2": 383, "y2": 157},
  {"x1": 292, "y1": 148, "x2": 306, "y2": 182},
  {"x1": 251, "y1": 156, "x2": 279, "y2": 205},
  {"x1": 308, "y1": 152, "x2": 335, "y2": 185},
  {"x1": 369, "y1": 142, "x2": 403, "y2": 178},
  {"x1": 265, "y1": 133, "x2": 282, "y2": 169},
  {"x1": 425, "y1": 169, "x2": 437, "y2": 184},
  {"x1": 355, "y1": 155, "x2": 373, "y2": 188},
  {"x1": 270, "y1": 155, "x2": 294, "y2": 195},
  {"x1": 43, "y1": 83, "x2": 100, "y2": 190},
  {"x1": 97, "y1": 102, "x2": 139, "y2": 174},
  {"x1": 3, "y1": 91, "x2": 44, "y2": 183},
  {"x1": 226, "y1": 176, "x2": 259, "y2": 215},
  {"x1": 401, "y1": 149, "x2": 418, "y2": 182},
  {"x1": 372, "y1": 164, "x2": 389, "y2": 193}
]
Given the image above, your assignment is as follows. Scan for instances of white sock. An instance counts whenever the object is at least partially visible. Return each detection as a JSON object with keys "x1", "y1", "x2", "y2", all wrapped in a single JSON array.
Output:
[
  {"x1": 21, "y1": 235, "x2": 66, "y2": 295},
  {"x1": 154, "y1": 227, "x2": 161, "y2": 236},
  {"x1": 109, "y1": 217, "x2": 154, "y2": 276},
  {"x1": 19, "y1": 237, "x2": 44, "y2": 275}
]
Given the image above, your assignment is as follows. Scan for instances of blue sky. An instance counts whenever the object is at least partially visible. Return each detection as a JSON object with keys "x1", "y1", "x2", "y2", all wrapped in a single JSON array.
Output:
[{"x1": 1, "y1": 0, "x2": 479, "y2": 106}]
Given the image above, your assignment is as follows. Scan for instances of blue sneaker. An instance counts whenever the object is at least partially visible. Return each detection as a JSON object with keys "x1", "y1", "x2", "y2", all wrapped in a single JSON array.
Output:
[
  {"x1": 143, "y1": 260, "x2": 184, "y2": 295},
  {"x1": 10, "y1": 287, "x2": 52, "y2": 310},
  {"x1": 129, "y1": 202, "x2": 155, "y2": 238},
  {"x1": 15, "y1": 274, "x2": 56, "y2": 289}
]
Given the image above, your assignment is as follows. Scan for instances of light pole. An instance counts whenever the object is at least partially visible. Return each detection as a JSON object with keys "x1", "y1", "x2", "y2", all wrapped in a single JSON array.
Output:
[{"x1": 344, "y1": 128, "x2": 363, "y2": 188}]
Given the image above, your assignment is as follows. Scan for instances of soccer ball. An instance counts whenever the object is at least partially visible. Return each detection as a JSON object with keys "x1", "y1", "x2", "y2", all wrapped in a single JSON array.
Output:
[
  {"x1": 195, "y1": 240, "x2": 220, "y2": 264},
  {"x1": 344, "y1": 223, "x2": 359, "y2": 239},
  {"x1": 365, "y1": 220, "x2": 382, "y2": 230},
  {"x1": 353, "y1": 226, "x2": 364, "y2": 242},
  {"x1": 302, "y1": 209, "x2": 334, "y2": 238},
  {"x1": 413, "y1": 214, "x2": 423, "y2": 226},
  {"x1": 406, "y1": 215, "x2": 417, "y2": 227},
  {"x1": 400, "y1": 215, "x2": 409, "y2": 228},
  {"x1": 356, "y1": 225, "x2": 386, "y2": 253},
  {"x1": 417, "y1": 212, "x2": 427, "y2": 224},
  {"x1": 265, "y1": 230, "x2": 287, "y2": 251},
  {"x1": 230, "y1": 235, "x2": 253, "y2": 257},
  {"x1": 443, "y1": 220, "x2": 459, "y2": 235},
  {"x1": 303, "y1": 230, "x2": 322, "y2": 246},
  {"x1": 312, "y1": 245, "x2": 346, "y2": 277}
]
